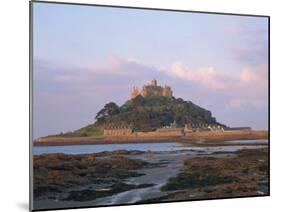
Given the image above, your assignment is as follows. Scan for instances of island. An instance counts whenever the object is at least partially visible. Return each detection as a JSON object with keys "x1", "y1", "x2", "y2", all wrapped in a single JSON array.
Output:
[{"x1": 34, "y1": 79, "x2": 268, "y2": 146}]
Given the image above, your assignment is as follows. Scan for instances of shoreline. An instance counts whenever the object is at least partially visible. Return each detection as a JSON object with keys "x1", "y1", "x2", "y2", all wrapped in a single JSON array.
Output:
[{"x1": 33, "y1": 130, "x2": 268, "y2": 146}]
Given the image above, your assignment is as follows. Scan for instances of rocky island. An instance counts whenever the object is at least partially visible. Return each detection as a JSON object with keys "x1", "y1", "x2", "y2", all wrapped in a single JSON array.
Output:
[{"x1": 34, "y1": 80, "x2": 268, "y2": 146}]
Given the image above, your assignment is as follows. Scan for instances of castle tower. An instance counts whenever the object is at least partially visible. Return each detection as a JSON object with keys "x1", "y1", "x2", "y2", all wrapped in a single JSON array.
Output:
[
  {"x1": 131, "y1": 86, "x2": 139, "y2": 99},
  {"x1": 140, "y1": 85, "x2": 148, "y2": 97},
  {"x1": 151, "y1": 79, "x2": 157, "y2": 87},
  {"x1": 162, "y1": 85, "x2": 173, "y2": 97}
]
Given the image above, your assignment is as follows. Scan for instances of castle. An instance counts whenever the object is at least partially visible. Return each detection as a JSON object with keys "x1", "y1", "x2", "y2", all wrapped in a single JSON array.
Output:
[{"x1": 131, "y1": 79, "x2": 173, "y2": 99}]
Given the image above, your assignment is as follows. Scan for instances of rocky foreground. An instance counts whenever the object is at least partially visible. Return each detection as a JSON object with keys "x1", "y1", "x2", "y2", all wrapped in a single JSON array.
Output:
[
  {"x1": 33, "y1": 150, "x2": 153, "y2": 202},
  {"x1": 140, "y1": 148, "x2": 269, "y2": 203},
  {"x1": 33, "y1": 146, "x2": 269, "y2": 209}
]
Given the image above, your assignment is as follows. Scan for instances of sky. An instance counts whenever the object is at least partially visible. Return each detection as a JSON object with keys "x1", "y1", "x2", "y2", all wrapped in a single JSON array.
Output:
[{"x1": 32, "y1": 2, "x2": 269, "y2": 138}]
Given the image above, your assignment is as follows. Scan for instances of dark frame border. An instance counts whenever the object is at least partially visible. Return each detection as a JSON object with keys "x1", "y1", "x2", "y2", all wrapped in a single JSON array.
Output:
[{"x1": 29, "y1": 0, "x2": 270, "y2": 211}]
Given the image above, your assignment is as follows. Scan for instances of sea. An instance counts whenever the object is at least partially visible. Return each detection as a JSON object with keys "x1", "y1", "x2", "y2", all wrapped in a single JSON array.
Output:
[{"x1": 32, "y1": 139, "x2": 268, "y2": 155}]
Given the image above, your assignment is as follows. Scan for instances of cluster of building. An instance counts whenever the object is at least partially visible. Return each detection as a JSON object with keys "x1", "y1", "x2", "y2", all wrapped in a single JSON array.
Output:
[
  {"x1": 131, "y1": 79, "x2": 173, "y2": 99},
  {"x1": 103, "y1": 121, "x2": 251, "y2": 137},
  {"x1": 103, "y1": 124, "x2": 133, "y2": 136}
]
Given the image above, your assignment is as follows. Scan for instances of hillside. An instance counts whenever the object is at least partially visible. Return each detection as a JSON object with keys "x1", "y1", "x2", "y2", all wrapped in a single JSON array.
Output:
[{"x1": 60, "y1": 95, "x2": 224, "y2": 137}]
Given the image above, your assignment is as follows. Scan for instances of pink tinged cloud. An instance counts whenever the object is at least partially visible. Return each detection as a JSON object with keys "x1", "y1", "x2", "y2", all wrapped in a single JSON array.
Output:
[
  {"x1": 227, "y1": 66, "x2": 268, "y2": 108},
  {"x1": 53, "y1": 56, "x2": 139, "y2": 84},
  {"x1": 97, "y1": 57, "x2": 268, "y2": 109},
  {"x1": 168, "y1": 62, "x2": 268, "y2": 108},
  {"x1": 169, "y1": 63, "x2": 227, "y2": 89},
  {"x1": 95, "y1": 56, "x2": 143, "y2": 76},
  {"x1": 47, "y1": 56, "x2": 268, "y2": 109}
]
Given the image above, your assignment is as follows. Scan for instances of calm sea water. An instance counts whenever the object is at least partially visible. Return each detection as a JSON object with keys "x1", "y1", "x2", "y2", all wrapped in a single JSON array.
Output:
[
  {"x1": 32, "y1": 139, "x2": 268, "y2": 155},
  {"x1": 226, "y1": 139, "x2": 268, "y2": 144},
  {"x1": 33, "y1": 142, "x2": 184, "y2": 155}
]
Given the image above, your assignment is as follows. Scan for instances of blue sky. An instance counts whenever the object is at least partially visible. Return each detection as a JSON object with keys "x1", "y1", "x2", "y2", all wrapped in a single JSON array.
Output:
[{"x1": 33, "y1": 2, "x2": 269, "y2": 138}]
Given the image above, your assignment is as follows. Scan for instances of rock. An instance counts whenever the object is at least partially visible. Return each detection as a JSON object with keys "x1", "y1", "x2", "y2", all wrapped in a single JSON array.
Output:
[
  {"x1": 81, "y1": 154, "x2": 95, "y2": 163},
  {"x1": 33, "y1": 151, "x2": 151, "y2": 200},
  {"x1": 161, "y1": 148, "x2": 269, "y2": 200}
]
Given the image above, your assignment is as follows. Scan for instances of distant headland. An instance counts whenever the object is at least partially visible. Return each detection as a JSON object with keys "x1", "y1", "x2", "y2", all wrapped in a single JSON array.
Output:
[{"x1": 34, "y1": 79, "x2": 268, "y2": 146}]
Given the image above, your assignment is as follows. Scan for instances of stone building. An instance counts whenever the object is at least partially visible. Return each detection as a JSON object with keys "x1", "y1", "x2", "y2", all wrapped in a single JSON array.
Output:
[
  {"x1": 155, "y1": 128, "x2": 183, "y2": 136},
  {"x1": 156, "y1": 121, "x2": 183, "y2": 136},
  {"x1": 184, "y1": 124, "x2": 193, "y2": 133},
  {"x1": 131, "y1": 79, "x2": 173, "y2": 99},
  {"x1": 103, "y1": 125, "x2": 133, "y2": 136}
]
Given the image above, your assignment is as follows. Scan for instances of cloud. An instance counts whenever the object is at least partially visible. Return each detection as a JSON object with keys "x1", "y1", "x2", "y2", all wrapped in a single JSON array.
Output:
[
  {"x1": 222, "y1": 20, "x2": 268, "y2": 108},
  {"x1": 225, "y1": 20, "x2": 268, "y2": 66},
  {"x1": 34, "y1": 56, "x2": 165, "y2": 103},
  {"x1": 35, "y1": 55, "x2": 268, "y2": 111},
  {"x1": 166, "y1": 62, "x2": 268, "y2": 108},
  {"x1": 227, "y1": 65, "x2": 268, "y2": 108},
  {"x1": 84, "y1": 56, "x2": 158, "y2": 77},
  {"x1": 169, "y1": 63, "x2": 228, "y2": 89}
]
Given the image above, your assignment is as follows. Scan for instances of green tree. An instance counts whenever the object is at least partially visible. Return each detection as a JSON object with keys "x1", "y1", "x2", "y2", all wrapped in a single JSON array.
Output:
[
  {"x1": 132, "y1": 95, "x2": 145, "y2": 107},
  {"x1": 95, "y1": 102, "x2": 120, "y2": 121}
]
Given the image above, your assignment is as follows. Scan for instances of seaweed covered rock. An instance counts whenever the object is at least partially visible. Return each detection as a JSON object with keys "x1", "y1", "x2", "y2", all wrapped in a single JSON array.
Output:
[{"x1": 33, "y1": 152, "x2": 151, "y2": 199}]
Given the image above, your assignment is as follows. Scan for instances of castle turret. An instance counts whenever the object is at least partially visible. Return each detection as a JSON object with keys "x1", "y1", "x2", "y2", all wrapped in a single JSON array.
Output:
[
  {"x1": 131, "y1": 86, "x2": 139, "y2": 99},
  {"x1": 151, "y1": 79, "x2": 157, "y2": 87},
  {"x1": 162, "y1": 85, "x2": 173, "y2": 97}
]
